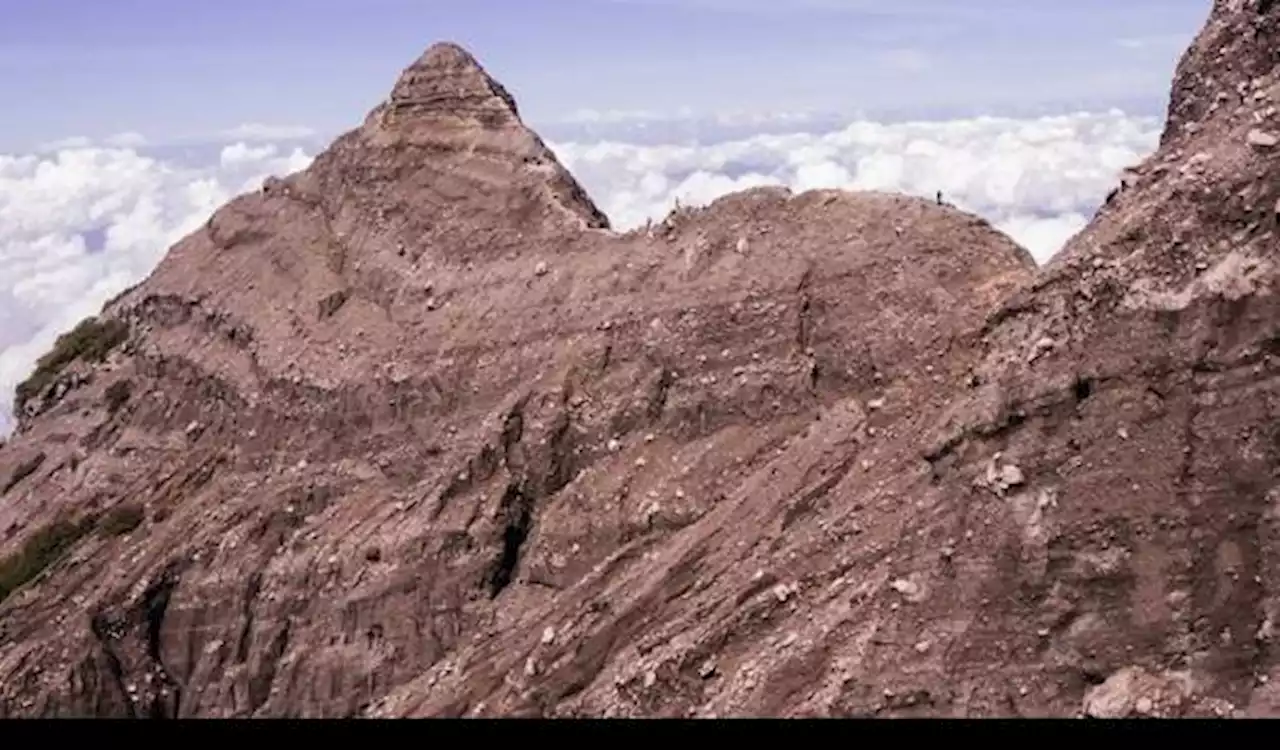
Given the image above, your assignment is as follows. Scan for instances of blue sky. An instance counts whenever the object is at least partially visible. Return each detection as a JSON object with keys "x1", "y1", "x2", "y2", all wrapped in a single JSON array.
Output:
[
  {"x1": 1, "y1": 0, "x2": 1210, "y2": 149},
  {"x1": 0, "y1": 0, "x2": 1213, "y2": 431}
]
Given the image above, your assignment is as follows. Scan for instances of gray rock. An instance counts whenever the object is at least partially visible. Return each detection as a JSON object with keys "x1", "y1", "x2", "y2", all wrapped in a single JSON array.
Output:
[{"x1": 1246, "y1": 129, "x2": 1278, "y2": 149}]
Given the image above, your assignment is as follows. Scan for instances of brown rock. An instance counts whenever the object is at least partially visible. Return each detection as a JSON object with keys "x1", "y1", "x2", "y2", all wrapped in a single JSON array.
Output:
[
  {"x1": 1082, "y1": 667, "x2": 1192, "y2": 719},
  {"x1": 0, "y1": 0, "x2": 1277, "y2": 719}
]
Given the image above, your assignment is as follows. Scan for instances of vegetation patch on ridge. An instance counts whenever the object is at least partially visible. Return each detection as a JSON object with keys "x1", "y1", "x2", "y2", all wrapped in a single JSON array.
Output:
[
  {"x1": 97, "y1": 504, "x2": 145, "y2": 538},
  {"x1": 14, "y1": 317, "x2": 130, "y2": 413},
  {"x1": 1, "y1": 452, "x2": 46, "y2": 496},
  {"x1": 0, "y1": 516, "x2": 97, "y2": 605},
  {"x1": 103, "y1": 379, "x2": 134, "y2": 415},
  {"x1": 0, "y1": 502, "x2": 147, "y2": 605}
]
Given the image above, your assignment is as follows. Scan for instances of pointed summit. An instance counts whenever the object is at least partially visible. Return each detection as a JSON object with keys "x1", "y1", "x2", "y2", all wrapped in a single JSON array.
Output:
[
  {"x1": 304, "y1": 40, "x2": 614, "y2": 234},
  {"x1": 372, "y1": 41, "x2": 523, "y2": 131},
  {"x1": 419, "y1": 40, "x2": 482, "y2": 66}
]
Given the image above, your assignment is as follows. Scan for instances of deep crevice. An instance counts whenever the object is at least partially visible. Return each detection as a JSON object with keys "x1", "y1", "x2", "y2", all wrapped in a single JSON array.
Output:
[
  {"x1": 797, "y1": 298, "x2": 814, "y2": 354},
  {"x1": 1072, "y1": 376, "x2": 1094, "y2": 403},
  {"x1": 543, "y1": 409, "x2": 577, "y2": 497},
  {"x1": 500, "y1": 401, "x2": 526, "y2": 470},
  {"x1": 795, "y1": 266, "x2": 815, "y2": 353},
  {"x1": 140, "y1": 567, "x2": 182, "y2": 718},
  {"x1": 246, "y1": 620, "x2": 291, "y2": 715},
  {"x1": 236, "y1": 571, "x2": 264, "y2": 663},
  {"x1": 486, "y1": 482, "x2": 533, "y2": 598},
  {"x1": 646, "y1": 368, "x2": 675, "y2": 423},
  {"x1": 88, "y1": 611, "x2": 135, "y2": 718},
  {"x1": 142, "y1": 579, "x2": 174, "y2": 663}
]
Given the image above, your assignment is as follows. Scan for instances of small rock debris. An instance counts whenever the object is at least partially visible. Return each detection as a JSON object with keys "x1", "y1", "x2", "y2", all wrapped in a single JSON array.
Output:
[
  {"x1": 1246, "y1": 128, "x2": 1278, "y2": 149},
  {"x1": 1, "y1": 8, "x2": 1276, "y2": 720}
]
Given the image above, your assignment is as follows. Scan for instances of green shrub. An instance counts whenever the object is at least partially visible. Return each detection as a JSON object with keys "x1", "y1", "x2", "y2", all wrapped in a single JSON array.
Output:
[
  {"x1": 14, "y1": 317, "x2": 129, "y2": 413},
  {"x1": 1, "y1": 452, "x2": 46, "y2": 495},
  {"x1": 0, "y1": 517, "x2": 95, "y2": 604},
  {"x1": 103, "y1": 379, "x2": 134, "y2": 414},
  {"x1": 98, "y1": 504, "x2": 145, "y2": 537}
]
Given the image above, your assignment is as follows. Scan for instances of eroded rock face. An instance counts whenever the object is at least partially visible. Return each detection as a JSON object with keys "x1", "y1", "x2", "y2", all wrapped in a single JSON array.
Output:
[
  {"x1": 0, "y1": 43, "x2": 1032, "y2": 718},
  {"x1": 0, "y1": 0, "x2": 1276, "y2": 718}
]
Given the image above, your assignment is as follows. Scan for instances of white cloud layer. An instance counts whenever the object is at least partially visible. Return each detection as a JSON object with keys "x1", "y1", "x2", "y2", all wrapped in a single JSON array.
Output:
[
  {"x1": 550, "y1": 109, "x2": 1160, "y2": 259},
  {"x1": 0, "y1": 140, "x2": 313, "y2": 434},
  {"x1": 0, "y1": 110, "x2": 1161, "y2": 433}
]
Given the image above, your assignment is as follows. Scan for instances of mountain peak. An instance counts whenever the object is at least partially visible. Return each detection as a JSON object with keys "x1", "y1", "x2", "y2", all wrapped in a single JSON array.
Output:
[
  {"x1": 321, "y1": 40, "x2": 613, "y2": 233},
  {"x1": 419, "y1": 40, "x2": 481, "y2": 66},
  {"x1": 6, "y1": 7, "x2": 1280, "y2": 719},
  {"x1": 372, "y1": 41, "x2": 522, "y2": 132}
]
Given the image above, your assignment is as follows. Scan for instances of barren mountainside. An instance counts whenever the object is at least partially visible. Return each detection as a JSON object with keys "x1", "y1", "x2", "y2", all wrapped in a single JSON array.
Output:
[{"x1": 0, "y1": 0, "x2": 1278, "y2": 718}]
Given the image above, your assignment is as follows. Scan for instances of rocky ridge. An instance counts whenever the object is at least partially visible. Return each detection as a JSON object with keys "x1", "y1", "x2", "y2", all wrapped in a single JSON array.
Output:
[{"x1": 0, "y1": 0, "x2": 1277, "y2": 718}]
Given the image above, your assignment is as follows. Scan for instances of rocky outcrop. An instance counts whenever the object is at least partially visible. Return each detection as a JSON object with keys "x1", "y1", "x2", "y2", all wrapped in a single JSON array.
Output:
[{"x1": 1, "y1": 0, "x2": 1278, "y2": 718}]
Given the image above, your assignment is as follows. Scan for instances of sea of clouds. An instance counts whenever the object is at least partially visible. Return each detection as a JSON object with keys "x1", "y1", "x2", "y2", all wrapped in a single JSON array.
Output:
[{"x1": 0, "y1": 109, "x2": 1163, "y2": 433}]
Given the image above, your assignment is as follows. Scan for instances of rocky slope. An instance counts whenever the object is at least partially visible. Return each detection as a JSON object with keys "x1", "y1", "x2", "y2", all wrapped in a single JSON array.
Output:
[{"x1": 0, "y1": 0, "x2": 1277, "y2": 718}]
